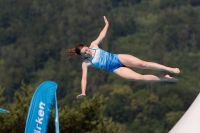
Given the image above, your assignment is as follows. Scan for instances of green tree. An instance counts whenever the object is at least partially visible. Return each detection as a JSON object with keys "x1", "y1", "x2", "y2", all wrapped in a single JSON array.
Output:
[
  {"x1": 0, "y1": 82, "x2": 33, "y2": 133},
  {"x1": 49, "y1": 94, "x2": 121, "y2": 133},
  {"x1": 0, "y1": 83, "x2": 120, "y2": 133}
]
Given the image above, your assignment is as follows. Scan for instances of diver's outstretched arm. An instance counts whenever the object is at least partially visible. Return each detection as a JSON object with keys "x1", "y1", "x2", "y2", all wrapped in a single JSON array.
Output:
[
  {"x1": 90, "y1": 16, "x2": 109, "y2": 48},
  {"x1": 76, "y1": 61, "x2": 89, "y2": 99}
]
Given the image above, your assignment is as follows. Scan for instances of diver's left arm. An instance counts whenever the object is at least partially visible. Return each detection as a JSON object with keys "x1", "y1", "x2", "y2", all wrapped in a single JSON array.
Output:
[
  {"x1": 90, "y1": 16, "x2": 109, "y2": 47},
  {"x1": 76, "y1": 61, "x2": 89, "y2": 99}
]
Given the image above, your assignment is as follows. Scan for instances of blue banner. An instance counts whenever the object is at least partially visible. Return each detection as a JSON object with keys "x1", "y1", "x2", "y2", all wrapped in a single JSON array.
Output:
[
  {"x1": 24, "y1": 81, "x2": 59, "y2": 133},
  {"x1": 0, "y1": 108, "x2": 9, "y2": 113},
  {"x1": 54, "y1": 93, "x2": 60, "y2": 133}
]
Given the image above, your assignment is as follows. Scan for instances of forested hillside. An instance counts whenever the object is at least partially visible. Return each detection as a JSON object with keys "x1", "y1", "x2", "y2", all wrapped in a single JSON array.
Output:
[{"x1": 0, "y1": 0, "x2": 200, "y2": 132}]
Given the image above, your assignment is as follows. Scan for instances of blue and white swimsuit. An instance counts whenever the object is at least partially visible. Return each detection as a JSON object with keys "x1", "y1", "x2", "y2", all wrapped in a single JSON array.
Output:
[{"x1": 86, "y1": 48, "x2": 125, "y2": 72}]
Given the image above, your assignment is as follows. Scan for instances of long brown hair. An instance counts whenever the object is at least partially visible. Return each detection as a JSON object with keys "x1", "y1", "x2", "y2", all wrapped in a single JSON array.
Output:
[{"x1": 65, "y1": 44, "x2": 86, "y2": 59}]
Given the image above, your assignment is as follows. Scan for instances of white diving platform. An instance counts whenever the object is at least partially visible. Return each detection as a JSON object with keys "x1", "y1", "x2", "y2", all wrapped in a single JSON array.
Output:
[{"x1": 169, "y1": 93, "x2": 200, "y2": 133}]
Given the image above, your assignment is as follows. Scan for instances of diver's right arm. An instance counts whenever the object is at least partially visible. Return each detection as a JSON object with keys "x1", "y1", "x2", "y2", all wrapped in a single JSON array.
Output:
[
  {"x1": 76, "y1": 61, "x2": 89, "y2": 99},
  {"x1": 90, "y1": 16, "x2": 109, "y2": 48}
]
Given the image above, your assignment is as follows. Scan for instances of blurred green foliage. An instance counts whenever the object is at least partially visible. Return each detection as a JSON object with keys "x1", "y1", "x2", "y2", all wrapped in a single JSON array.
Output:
[
  {"x1": 0, "y1": 84, "x2": 121, "y2": 133},
  {"x1": 0, "y1": 0, "x2": 200, "y2": 132}
]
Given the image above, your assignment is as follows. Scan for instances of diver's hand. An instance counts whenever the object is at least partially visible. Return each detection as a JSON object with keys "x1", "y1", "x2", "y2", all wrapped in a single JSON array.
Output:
[
  {"x1": 103, "y1": 16, "x2": 109, "y2": 26},
  {"x1": 76, "y1": 94, "x2": 86, "y2": 99}
]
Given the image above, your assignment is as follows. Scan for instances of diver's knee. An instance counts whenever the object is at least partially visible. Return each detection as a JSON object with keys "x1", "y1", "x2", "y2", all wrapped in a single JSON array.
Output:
[
  {"x1": 131, "y1": 75, "x2": 144, "y2": 81},
  {"x1": 140, "y1": 61, "x2": 148, "y2": 68}
]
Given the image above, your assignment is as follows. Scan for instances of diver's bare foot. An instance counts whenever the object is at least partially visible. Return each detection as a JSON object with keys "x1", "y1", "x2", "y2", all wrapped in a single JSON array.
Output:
[
  {"x1": 165, "y1": 74, "x2": 178, "y2": 82},
  {"x1": 76, "y1": 94, "x2": 86, "y2": 99},
  {"x1": 170, "y1": 68, "x2": 180, "y2": 74}
]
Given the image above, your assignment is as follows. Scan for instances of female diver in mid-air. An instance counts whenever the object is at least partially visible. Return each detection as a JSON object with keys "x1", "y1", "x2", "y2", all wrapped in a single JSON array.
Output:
[{"x1": 65, "y1": 16, "x2": 180, "y2": 99}]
